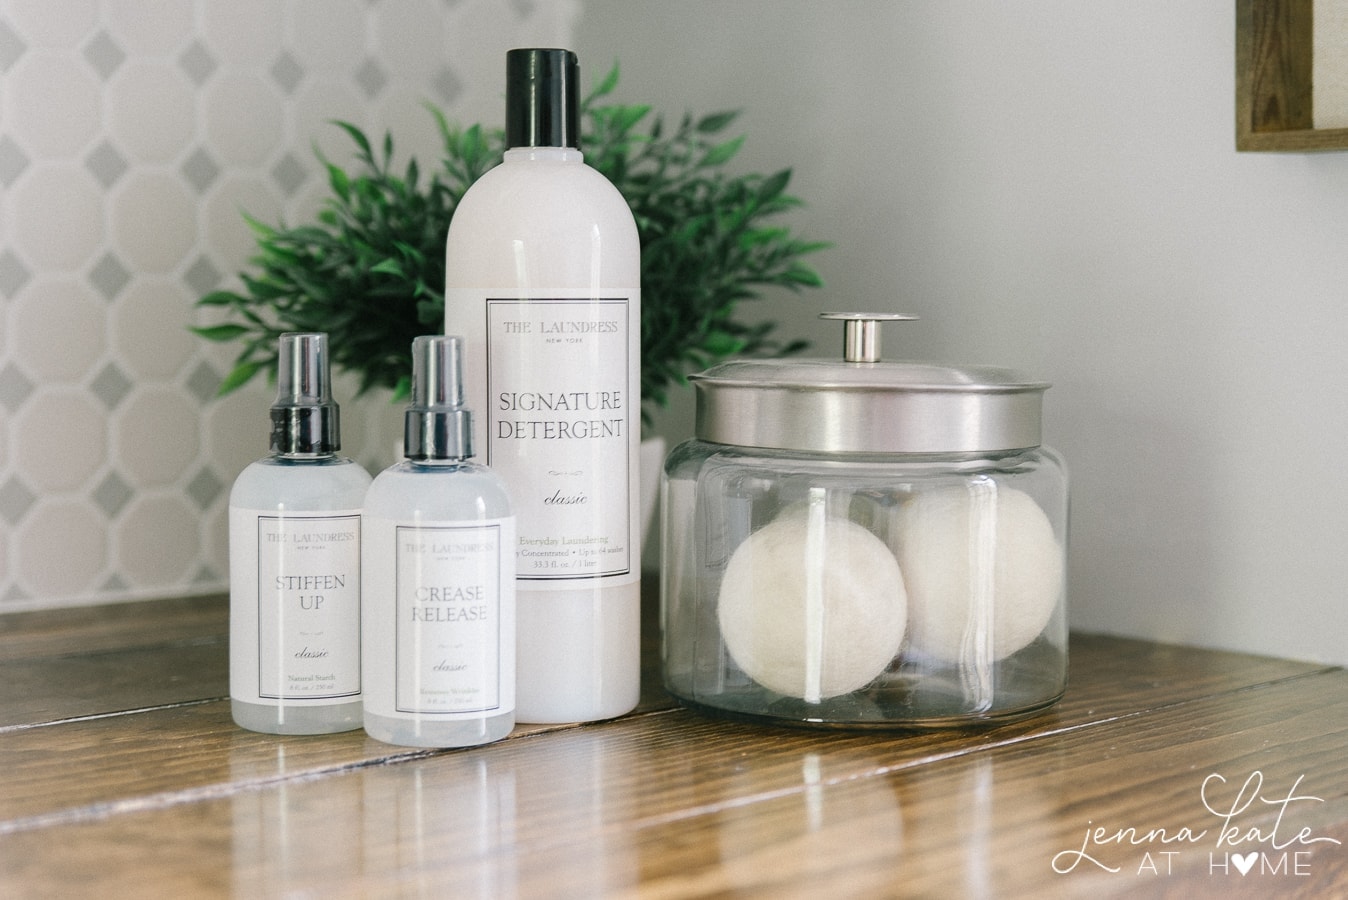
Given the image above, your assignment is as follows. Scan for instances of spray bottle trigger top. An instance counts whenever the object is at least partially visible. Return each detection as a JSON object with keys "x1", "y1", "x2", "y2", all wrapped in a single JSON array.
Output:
[
  {"x1": 270, "y1": 332, "x2": 339, "y2": 455},
  {"x1": 404, "y1": 335, "x2": 474, "y2": 461}
]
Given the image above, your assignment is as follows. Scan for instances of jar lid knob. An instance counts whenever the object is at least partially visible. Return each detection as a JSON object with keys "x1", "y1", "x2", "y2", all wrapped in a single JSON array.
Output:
[{"x1": 820, "y1": 312, "x2": 918, "y2": 363}]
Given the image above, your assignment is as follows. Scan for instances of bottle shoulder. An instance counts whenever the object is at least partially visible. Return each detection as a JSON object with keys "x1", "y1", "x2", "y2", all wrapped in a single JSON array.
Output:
[
  {"x1": 230, "y1": 456, "x2": 372, "y2": 510},
  {"x1": 449, "y1": 157, "x2": 637, "y2": 241},
  {"x1": 445, "y1": 149, "x2": 639, "y2": 292},
  {"x1": 364, "y1": 460, "x2": 514, "y2": 521},
  {"x1": 472, "y1": 149, "x2": 622, "y2": 194}
]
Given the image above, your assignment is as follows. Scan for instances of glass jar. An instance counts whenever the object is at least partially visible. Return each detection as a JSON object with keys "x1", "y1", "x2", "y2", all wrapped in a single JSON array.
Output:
[{"x1": 660, "y1": 314, "x2": 1069, "y2": 728}]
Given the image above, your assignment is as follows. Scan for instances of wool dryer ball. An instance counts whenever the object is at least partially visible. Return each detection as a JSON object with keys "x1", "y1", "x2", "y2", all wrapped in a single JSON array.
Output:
[
  {"x1": 894, "y1": 485, "x2": 1062, "y2": 663},
  {"x1": 717, "y1": 511, "x2": 908, "y2": 700}
]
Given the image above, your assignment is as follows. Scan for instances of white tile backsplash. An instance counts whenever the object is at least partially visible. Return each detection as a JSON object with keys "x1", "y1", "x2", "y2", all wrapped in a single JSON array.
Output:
[
  {"x1": 0, "y1": 0, "x2": 579, "y2": 610},
  {"x1": 5, "y1": 0, "x2": 99, "y2": 49},
  {"x1": 10, "y1": 53, "x2": 102, "y2": 156}
]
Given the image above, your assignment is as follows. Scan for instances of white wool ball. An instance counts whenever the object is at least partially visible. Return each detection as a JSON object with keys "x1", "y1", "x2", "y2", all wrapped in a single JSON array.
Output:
[
  {"x1": 718, "y1": 510, "x2": 907, "y2": 700},
  {"x1": 894, "y1": 485, "x2": 1062, "y2": 663}
]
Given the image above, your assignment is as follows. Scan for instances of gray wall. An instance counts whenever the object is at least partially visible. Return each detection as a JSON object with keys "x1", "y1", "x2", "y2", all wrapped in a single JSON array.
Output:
[{"x1": 577, "y1": 0, "x2": 1348, "y2": 664}]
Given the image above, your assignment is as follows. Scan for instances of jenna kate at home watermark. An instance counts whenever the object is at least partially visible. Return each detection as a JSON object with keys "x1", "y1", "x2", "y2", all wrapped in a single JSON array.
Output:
[{"x1": 1052, "y1": 771, "x2": 1341, "y2": 878}]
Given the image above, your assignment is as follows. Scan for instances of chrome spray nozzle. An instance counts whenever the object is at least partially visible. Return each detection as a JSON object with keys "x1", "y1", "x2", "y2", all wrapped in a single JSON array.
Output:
[
  {"x1": 404, "y1": 335, "x2": 474, "y2": 461},
  {"x1": 270, "y1": 332, "x2": 340, "y2": 455}
]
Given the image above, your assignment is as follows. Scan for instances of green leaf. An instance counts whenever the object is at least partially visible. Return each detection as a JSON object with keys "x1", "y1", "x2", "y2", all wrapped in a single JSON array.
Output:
[
  {"x1": 243, "y1": 214, "x2": 278, "y2": 240},
  {"x1": 696, "y1": 110, "x2": 739, "y2": 133},
  {"x1": 784, "y1": 263, "x2": 824, "y2": 287},
  {"x1": 325, "y1": 161, "x2": 351, "y2": 200},
  {"x1": 195, "y1": 290, "x2": 243, "y2": 308},
  {"x1": 369, "y1": 258, "x2": 404, "y2": 276},
  {"x1": 701, "y1": 330, "x2": 744, "y2": 355},
  {"x1": 699, "y1": 135, "x2": 745, "y2": 168},
  {"x1": 793, "y1": 240, "x2": 833, "y2": 256},
  {"x1": 217, "y1": 360, "x2": 265, "y2": 396},
  {"x1": 415, "y1": 297, "x2": 444, "y2": 323},
  {"x1": 426, "y1": 102, "x2": 451, "y2": 142},
  {"x1": 741, "y1": 226, "x2": 789, "y2": 248},
  {"x1": 190, "y1": 323, "x2": 252, "y2": 342},
  {"x1": 756, "y1": 169, "x2": 791, "y2": 203},
  {"x1": 588, "y1": 61, "x2": 621, "y2": 104},
  {"x1": 612, "y1": 104, "x2": 651, "y2": 133},
  {"x1": 331, "y1": 120, "x2": 372, "y2": 160}
]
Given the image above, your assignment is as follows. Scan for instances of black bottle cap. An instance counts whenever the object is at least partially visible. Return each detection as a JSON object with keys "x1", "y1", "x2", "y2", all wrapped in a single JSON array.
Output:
[{"x1": 505, "y1": 48, "x2": 580, "y2": 150}]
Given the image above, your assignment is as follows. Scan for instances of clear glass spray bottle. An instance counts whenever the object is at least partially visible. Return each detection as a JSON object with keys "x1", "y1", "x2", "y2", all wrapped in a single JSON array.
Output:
[
  {"x1": 362, "y1": 335, "x2": 516, "y2": 747},
  {"x1": 229, "y1": 332, "x2": 371, "y2": 734}
]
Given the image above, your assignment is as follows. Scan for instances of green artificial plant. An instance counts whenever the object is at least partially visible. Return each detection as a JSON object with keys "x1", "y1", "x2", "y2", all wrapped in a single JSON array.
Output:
[{"x1": 193, "y1": 65, "x2": 827, "y2": 421}]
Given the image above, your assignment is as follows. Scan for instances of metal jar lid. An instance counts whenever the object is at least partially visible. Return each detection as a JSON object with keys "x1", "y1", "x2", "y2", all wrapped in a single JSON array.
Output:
[{"x1": 689, "y1": 313, "x2": 1050, "y2": 454}]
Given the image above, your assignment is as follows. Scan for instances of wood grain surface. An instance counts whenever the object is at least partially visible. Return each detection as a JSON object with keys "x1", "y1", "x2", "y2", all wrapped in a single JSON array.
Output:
[
  {"x1": 1, "y1": 591, "x2": 1344, "y2": 897},
  {"x1": 1236, "y1": 0, "x2": 1348, "y2": 150}
]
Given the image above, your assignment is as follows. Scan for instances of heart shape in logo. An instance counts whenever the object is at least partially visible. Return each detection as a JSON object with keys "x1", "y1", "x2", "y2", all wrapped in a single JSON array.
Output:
[{"x1": 1232, "y1": 852, "x2": 1258, "y2": 875}]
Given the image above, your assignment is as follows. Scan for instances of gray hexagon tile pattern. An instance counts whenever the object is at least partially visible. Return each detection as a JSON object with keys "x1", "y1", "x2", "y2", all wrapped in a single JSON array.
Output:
[{"x1": 0, "y1": 0, "x2": 578, "y2": 610}]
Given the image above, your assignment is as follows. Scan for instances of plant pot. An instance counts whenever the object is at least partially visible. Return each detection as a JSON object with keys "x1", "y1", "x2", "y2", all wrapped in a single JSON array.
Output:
[{"x1": 639, "y1": 435, "x2": 666, "y2": 566}]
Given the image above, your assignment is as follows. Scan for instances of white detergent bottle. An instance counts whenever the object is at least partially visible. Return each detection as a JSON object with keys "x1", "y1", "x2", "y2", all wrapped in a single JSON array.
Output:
[{"x1": 444, "y1": 48, "x2": 641, "y2": 723}]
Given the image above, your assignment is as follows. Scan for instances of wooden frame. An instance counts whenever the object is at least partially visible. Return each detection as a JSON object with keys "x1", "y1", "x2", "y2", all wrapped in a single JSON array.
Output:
[{"x1": 1237, "y1": 0, "x2": 1348, "y2": 150}]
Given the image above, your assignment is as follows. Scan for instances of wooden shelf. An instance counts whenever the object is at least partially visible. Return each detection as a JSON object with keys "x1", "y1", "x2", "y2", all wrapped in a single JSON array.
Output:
[
  {"x1": 2, "y1": 587, "x2": 1348, "y2": 895},
  {"x1": 1237, "y1": 0, "x2": 1348, "y2": 150}
]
